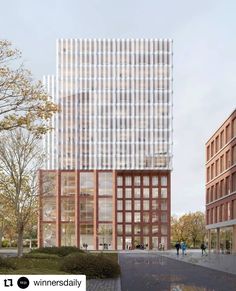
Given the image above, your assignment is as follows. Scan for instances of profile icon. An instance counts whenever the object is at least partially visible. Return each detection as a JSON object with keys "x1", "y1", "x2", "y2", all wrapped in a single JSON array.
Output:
[{"x1": 17, "y1": 277, "x2": 30, "y2": 289}]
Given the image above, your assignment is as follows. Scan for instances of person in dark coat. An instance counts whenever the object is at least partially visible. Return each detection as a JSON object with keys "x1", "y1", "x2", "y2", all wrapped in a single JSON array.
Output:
[
  {"x1": 200, "y1": 242, "x2": 207, "y2": 256},
  {"x1": 175, "y1": 241, "x2": 181, "y2": 256}
]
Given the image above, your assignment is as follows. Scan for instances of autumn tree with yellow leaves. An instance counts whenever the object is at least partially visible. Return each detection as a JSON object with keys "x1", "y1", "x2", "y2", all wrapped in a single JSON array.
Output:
[
  {"x1": 0, "y1": 40, "x2": 58, "y2": 256},
  {"x1": 0, "y1": 40, "x2": 57, "y2": 133},
  {"x1": 171, "y1": 211, "x2": 206, "y2": 248}
]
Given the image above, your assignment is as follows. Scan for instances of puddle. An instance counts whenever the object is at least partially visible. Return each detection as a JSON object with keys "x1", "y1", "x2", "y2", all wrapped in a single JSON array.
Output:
[{"x1": 170, "y1": 284, "x2": 212, "y2": 291}]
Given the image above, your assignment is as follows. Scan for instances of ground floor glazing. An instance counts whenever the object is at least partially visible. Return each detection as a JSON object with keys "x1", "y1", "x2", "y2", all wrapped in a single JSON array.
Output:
[{"x1": 38, "y1": 169, "x2": 171, "y2": 250}]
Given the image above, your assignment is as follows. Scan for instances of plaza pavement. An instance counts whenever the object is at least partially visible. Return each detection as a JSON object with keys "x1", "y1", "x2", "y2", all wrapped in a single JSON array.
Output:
[
  {"x1": 1, "y1": 249, "x2": 236, "y2": 290},
  {"x1": 119, "y1": 251, "x2": 236, "y2": 291},
  {"x1": 160, "y1": 249, "x2": 236, "y2": 275}
]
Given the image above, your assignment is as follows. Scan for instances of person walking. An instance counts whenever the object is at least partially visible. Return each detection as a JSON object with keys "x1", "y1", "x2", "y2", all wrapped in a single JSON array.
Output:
[
  {"x1": 181, "y1": 241, "x2": 187, "y2": 256},
  {"x1": 175, "y1": 241, "x2": 181, "y2": 256},
  {"x1": 200, "y1": 242, "x2": 207, "y2": 256}
]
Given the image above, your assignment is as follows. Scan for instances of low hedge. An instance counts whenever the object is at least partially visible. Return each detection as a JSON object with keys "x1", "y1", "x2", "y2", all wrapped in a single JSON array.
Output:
[
  {"x1": 60, "y1": 253, "x2": 120, "y2": 278},
  {"x1": 31, "y1": 246, "x2": 84, "y2": 257},
  {"x1": 0, "y1": 256, "x2": 16, "y2": 270},
  {"x1": 23, "y1": 253, "x2": 60, "y2": 259}
]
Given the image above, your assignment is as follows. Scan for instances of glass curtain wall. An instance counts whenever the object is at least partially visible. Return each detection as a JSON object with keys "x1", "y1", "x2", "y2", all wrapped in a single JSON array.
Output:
[{"x1": 80, "y1": 172, "x2": 94, "y2": 249}]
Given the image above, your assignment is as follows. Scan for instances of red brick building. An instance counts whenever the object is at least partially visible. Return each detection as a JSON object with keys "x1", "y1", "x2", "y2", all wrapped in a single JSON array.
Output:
[
  {"x1": 206, "y1": 109, "x2": 236, "y2": 254},
  {"x1": 38, "y1": 170, "x2": 171, "y2": 250}
]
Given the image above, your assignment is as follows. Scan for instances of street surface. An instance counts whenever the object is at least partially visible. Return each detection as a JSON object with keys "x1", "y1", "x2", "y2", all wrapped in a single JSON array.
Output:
[{"x1": 119, "y1": 252, "x2": 236, "y2": 291}]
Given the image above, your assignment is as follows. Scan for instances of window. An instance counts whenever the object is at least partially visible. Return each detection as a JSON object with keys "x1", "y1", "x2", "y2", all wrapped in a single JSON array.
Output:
[
  {"x1": 125, "y1": 212, "x2": 132, "y2": 223},
  {"x1": 206, "y1": 188, "x2": 210, "y2": 203},
  {"x1": 98, "y1": 198, "x2": 112, "y2": 221},
  {"x1": 125, "y1": 176, "x2": 132, "y2": 186},
  {"x1": 143, "y1": 213, "x2": 149, "y2": 223},
  {"x1": 152, "y1": 200, "x2": 158, "y2": 210},
  {"x1": 61, "y1": 224, "x2": 75, "y2": 246},
  {"x1": 217, "y1": 206, "x2": 220, "y2": 222},
  {"x1": 143, "y1": 225, "x2": 149, "y2": 235},
  {"x1": 99, "y1": 172, "x2": 112, "y2": 196},
  {"x1": 42, "y1": 198, "x2": 56, "y2": 221},
  {"x1": 80, "y1": 199, "x2": 93, "y2": 221},
  {"x1": 117, "y1": 176, "x2": 123, "y2": 186},
  {"x1": 233, "y1": 200, "x2": 236, "y2": 219},
  {"x1": 152, "y1": 188, "x2": 158, "y2": 198},
  {"x1": 207, "y1": 145, "x2": 210, "y2": 161},
  {"x1": 161, "y1": 188, "x2": 167, "y2": 198},
  {"x1": 80, "y1": 172, "x2": 93, "y2": 196},
  {"x1": 226, "y1": 150, "x2": 231, "y2": 169},
  {"x1": 232, "y1": 172, "x2": 236, "y2": 192},
  {"x1": 220, "y1": 180, "x2": 224, "y2": 197},
  {"x1": 215, "y1": 159, "x2": 219, "y2": 176},
  {"x1": 222, "y1": 204, "x2": 225, "y2": 221},
  {"x1": 161, "y1": 213, "x2": 167, "y2": 222},
  {"x1": 43, "y1": 224, "x2": 56, "y2": 247},
  {"x1": 143, "y1": 200, "x2": 149, "y2": 211},
  {"x1": 117, "y1": 212, "x2": 123, "y2": 223},
  {"x1": 125, "y1": 200, "x2": 132, "y2": 211},
  {"x1": 161, "y1": 176, "x2": 167, "y2": 186},
  {"x1": 233, "y1": 118, "x2": 236, "y2": 137},
  {"x1": 161, "y1": 200, "x2": 167, "y2": 210},
  {"x1": 161, "y1": 225, "x2": 167, "y2": 235},
  {"x1": 152, "y1": 176, "x2": 158, "y2": 186},
  {"x1": 207, "y1": 167, "x2": 210, "y2": 182},
  {"x1": 125, "y1": 188, "x2": 132, "y2": 198},
  {"x1": 226, "y1": 176, "x2": 230, "y2": 195},
  {"x1": 125, "y1": 225, "x2": 132, "y2": 235},
  {"x1": 143, "y1": 188, "x2": 150, "y2": 198},
  {"x1": 134, "y1": 188, "x2": 141, "y2": 198},
  {"x1": 134, "y1": 225, "x2": 141, "y2": 235},
  {"x1": 152, "y1": 225, "x2": 159, "y2": 235},
  {"x1": 152, "y1": 213, "x2": 158, "y2": 223},
  {"x1": 211, "y1": 140, "x2": 214, "y2": 157},
  {"x1": 232, "y1": 145, "x2": 236, "y2": 165},
  {"x1": 220, "y1": 131, "x2": 224, "y2": 148},
  {"x1": 143, "y1": 176, "x2": 149, "y2": 186},
  {"x1": 215, "y1": 136, "x2": 219, "y2": 153},
  {"x1": 226, "y1": 124, "x2": 231, "y2": 143},
  {"x1": 117, "y1": 225, "x2": 123, "y2": 235},
  {"x1": 117, "y1": 188, "x2": 123, "y2": 198},
  {"x1": 227, "y1": 202, "x2": 231, "y2": 220},
  {"x1": 117, "y1": 200, "x2": 123, "y2": 211},
  {"x1": 211, "y1": 164, "x2": 214, "y2": 180},
  {"x1": 211, "y1": 186, "x2": 214, "y2": 201},
  {"x1": 134, "y1": 176, "x2": 141, "y2": 186},
  {"x1": 134, "y1": 212, "x2": 141, "y2": 222},
  {"x1": 134, "y1": 200, "x2": 141, "y2": 211},
  {"x1": 215, "y1": 183, "x2": 219, "y2": 200},
  {"x1": 220, "y1": 155, "x2": 224, "y2": 172}
]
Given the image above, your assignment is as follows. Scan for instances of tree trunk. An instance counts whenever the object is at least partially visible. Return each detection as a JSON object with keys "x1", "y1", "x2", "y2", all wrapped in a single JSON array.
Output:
[
  {"x1": 0, "y1": 230, "x2": 3, "y2": 248},
  {"x1": 17, "y1": 229, "x2": 24, "y2": 257}
]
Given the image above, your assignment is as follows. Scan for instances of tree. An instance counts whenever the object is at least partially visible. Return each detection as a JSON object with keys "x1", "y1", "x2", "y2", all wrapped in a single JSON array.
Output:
[
  {"x1": 171, "y1": 215, "x2": 188, "y2": 243},
  {"x1": 171, "y1": 211, "x2": 206, "y2": 248},
  {"x1": 0, "y1": 210, "x2": 8, "y2": 248},
  {"x1": 0, "y1": 40, "x2": 57, "y2": 133},
  {"x1": 0, "y1": 129, "x2": 43, "y2": 256},
  {"x1": 185, "y1": 212, "x2": 206, "y2": 248}
]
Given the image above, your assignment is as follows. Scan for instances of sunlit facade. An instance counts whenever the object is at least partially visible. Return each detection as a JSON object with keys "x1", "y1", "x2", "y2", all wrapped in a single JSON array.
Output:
[
  {"x1": 39, "y1": 39, "x2": 173, "y2": 250},
  {"x1": 206, "y1": 109, "x2": 236, "y2": 254}
]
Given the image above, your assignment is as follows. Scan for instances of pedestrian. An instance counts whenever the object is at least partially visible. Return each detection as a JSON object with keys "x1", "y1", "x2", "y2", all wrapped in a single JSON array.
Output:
[
  {"x1": 181, "y1": 241, "x2": 187, "y2": 255},
  {"x1": 175, "y1": 241, "x2": 181, "y2": 256},
  {"x1": 200, "y1": 242, "x2": 207, "y2": 256}
]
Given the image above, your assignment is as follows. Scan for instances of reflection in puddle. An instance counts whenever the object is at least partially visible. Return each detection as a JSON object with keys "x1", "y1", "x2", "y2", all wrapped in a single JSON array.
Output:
[
  {"x1": 170, "y1": 284, "x2": 212, "y2": 291},
  {"x1": 132, "y1": 255, "x2": 167, "y2": 266}
]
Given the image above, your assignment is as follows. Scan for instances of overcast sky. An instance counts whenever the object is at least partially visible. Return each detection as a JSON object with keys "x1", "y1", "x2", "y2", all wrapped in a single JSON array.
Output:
[{"x1": 1, "y1": 0, "x2": 236, "y2": 216}]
